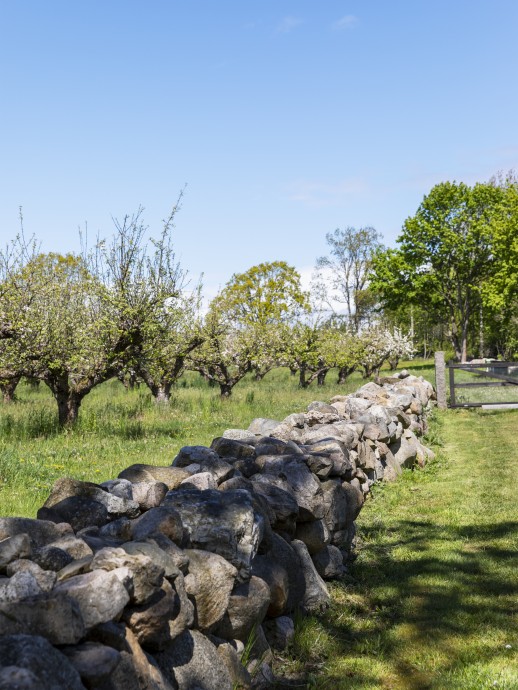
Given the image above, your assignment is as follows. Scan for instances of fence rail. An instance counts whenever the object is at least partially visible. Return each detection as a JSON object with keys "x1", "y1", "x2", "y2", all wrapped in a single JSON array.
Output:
[{"x1": 448, "y1": 361, "x2": 518, "y2": 408}]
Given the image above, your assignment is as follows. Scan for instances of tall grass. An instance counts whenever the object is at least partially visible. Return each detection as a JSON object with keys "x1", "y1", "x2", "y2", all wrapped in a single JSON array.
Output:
[{"x1": 1, "y1": 365, "x2": 388, "y2": 517}]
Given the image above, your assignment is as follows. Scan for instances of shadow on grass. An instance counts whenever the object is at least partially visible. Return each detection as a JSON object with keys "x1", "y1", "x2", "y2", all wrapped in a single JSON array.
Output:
[{"x1": 288, "y1": 519, "x2": 518, "y2": 689}]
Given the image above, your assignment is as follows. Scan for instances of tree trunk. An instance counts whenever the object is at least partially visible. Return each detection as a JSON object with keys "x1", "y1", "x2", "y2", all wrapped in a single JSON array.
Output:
[
  {"x1": 56, "y1": 393, "x2": 82, "y2": 426},
  {"x1": 154, "y1": 383, "x2": 172, "y2": 404},
  {"x1": 337, "y1": 366, "x2": 354, "y2": 384},
  {"x1": 298, "y1": 366, "x2": 309, "y2": 388},
  {"x1": 317, "y1": 369, "x2": 328, "y2": 386},
  {"x1": 219, "y1": 382, "x2": 233, "y2": 397},
  {"x1": 0, "y1": 376, "x2": 21, "y2": 403}
]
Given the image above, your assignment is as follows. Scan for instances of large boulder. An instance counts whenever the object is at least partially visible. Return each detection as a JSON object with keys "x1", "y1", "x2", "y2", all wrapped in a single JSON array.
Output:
[
  {"x1": 156, "y1": 629, "x2": 233, "y2": 690},
  {"x1": 184, "y1": 549, "x2": 237, "y2": 631},
  {"x1": 290, "y1": 540, "x2": 330, "y2": 611},
  {"x1": 163, "y1": 489, "x2": 263, "y2": 580},
  {"x1": 213, "y1": 576, "x2": 271, "y2": 641},
  {"x1": 53, "y1": 569, "x2": 130, "y2": 631}
]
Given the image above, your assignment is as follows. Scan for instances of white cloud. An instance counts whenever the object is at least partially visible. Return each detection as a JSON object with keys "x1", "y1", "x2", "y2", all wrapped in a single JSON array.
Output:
[
  {"x1": 276, "y1": 16, "x2": 303, "y2": 33},
  {"x1": 333, "y1": 15, "x2": 358, "y2": 31},
  {"x1": 286, "y1": 177, "x2": 369, "y2": 207}
]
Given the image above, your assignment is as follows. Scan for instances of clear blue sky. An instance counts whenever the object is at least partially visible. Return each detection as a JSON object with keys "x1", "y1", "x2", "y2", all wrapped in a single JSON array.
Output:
[{"x1": 1, "y1": 1, "x2": 517, "y2": 296}]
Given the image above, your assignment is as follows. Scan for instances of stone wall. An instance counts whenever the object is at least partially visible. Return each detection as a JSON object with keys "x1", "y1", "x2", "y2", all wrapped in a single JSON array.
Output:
[{"x1": 0, "y1": 371, "x2": 435, "y2": 689}]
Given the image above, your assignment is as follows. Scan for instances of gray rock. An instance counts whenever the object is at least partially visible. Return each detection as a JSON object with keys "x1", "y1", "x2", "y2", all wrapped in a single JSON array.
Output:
[
  {"x1": 179, "y1": 471, "x2": 217, "y2": 491},
  {"x1": 119, "y1": 464, "x2": 191, "y2": 490},
  {"x1": 0, "y1": 635, "x2": 85, "y2": 690},
  {"x1": 131, "y1": 506, "x2": 184, "y2": 545},
  {"x1": 100, "y1": 478, "x2": 134, "y2": 501},
  {"x1": 211, "y1": 437, "x2": 256, "y2": 459},
  {"x1": 168, "y1": 571, "x2": 195, "y2": 639},
  {"x1": 389, "y1": 433, "x2": 418, "y2": 468},
  {"x1": 32, "y1": 545, "x2": 74, "y2": 571},
  {"x1": 341, "y1": 482, "x2": 364, "y2": 522},
  {"x1": 184, "y1": 549, "x2": 237, "y2": 630},
  {"x1": 61, "y1": 641, "x2": 121, "y2": 686},
  {"x1": 45, "y1": 534, "x2": 94, "y2": 560},
  {"x1": 251, "y1": 555, "x2": 290, "y2": 618},
  {"x1": 121, "y1": 540, "x2": 180, "y2": 580},
  {"x1": 131, "y1": 481, "x2": 169, "y2": 511},
  {"x1": 0, "y1": 534, "x2": 31, "y2": 570},
  {"x1": 0, "y1": 666, "x2": 41, "y2": 689},
  {"x1": 320, "y1": 479, "x2": 349, "y2": 534},
  {"x1": 247, "y1": 418, "x2": 281, "y2": 436},
  {"x1": 272, "y1": 460, "x2": 324, "y2": 522},
  {"x1": 291, "y1": 540, "x2": 330, "y2": 611},
  {"x1": 0, "y1": 570, "x2": 43, "y2": 602},
  {"x1": 213, "y1": 576, "x2": 270, "y2": 641},
  {"x1": 222, "y1": 429, "x2": 257, "y2": 442},
  {"x1": 249, "y1": 475, "x2": 299, "y2": 536},
  {"x1": 141, "y1": 534, "x2": 190, "y2": 573},
  {"x1": 312, "y1": 545, "x2": 346, "y2": 579},
  {"x1": 99, "y1": 516, "x2": 134, "y2": 542},
  {"x1": 0, "y1": 518, "x2": 72, "y2": 549},
  {"x1": 156, "y1": 629, "x2": 233, "y2": 690},
  {"x1": 281, "y1": 412, "x2": 305, "y2": 428},
  {"x1": 263, "y1": 615, "x2": 295, "y2": 651},
  {"x1": 295, "y1": 519, "x2": 330, "y2": 555},
  {"x1": 259, "y1": 533, "x2": 305, "y2": 614},
  {"x1": 91, "y1": 547, "x2": 164, "y2": 604},
  {"x1": 37, "y1": 477, "x2": 140, "y2": 531},
  {"x1": 304, "y1": 408, "x2": 340, "y2": 427},
  {"x1": 118, "y1": 626, "x2": 175, "y2": 690},
  {"x1": 0, "y1": 594, "x2": 86, "y2": 644},
  {"x1": 164, "y1": 489, "x2": 263, "y2": 580},
  {"x1": 212, "y1": 639, "x2": 252, "y2": 689},
  {"x1": 122, "y1": 579, "x2": 179, "y2": 650},
  {"x1": 54, "y1": 569, "x2": 130, "y2": 630},
  {"x1": 5, "y1": 560, "x2": 56, "y2": 592},
  {"x1": 173, "y1": 447, "x2": 234, "y2": 483}
]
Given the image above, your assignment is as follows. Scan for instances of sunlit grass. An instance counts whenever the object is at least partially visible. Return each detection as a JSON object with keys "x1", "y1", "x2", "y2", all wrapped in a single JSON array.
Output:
[
  {"x1": 279, "y1": 407, "x2": 518, "y2": 689},
  {"x1": 0, "y1": 366, "x2": 379, "y2": 516}
]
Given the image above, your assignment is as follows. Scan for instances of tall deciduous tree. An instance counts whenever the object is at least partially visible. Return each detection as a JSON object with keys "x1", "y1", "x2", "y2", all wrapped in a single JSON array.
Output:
[
  {"x1": 314, "y1": 226, "x2": 383, "y2": 333},
  {"x1": 371, "y1": 181, "x2": 504, "y2": 362}
]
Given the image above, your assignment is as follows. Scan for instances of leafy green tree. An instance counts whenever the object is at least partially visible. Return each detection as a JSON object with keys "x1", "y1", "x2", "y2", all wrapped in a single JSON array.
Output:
[
  {"x1": 2, "y1": 253, "x2": 124, "y2": 425},
  {"x1": 189, "y1": 262, "x2": 309, "y2": 396},
  {"x1": 134, "y1": 284, "x2": 204, "y2": 403},
  {"x1": 187, "y1": 295, "x2": 256, "y2": 397},
  {"x1": 371, "y1": 181, "x2": 504, "y2": 362}
]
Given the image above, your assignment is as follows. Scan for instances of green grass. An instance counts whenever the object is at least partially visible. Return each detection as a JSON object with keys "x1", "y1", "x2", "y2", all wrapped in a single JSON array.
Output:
[
  {"x1": 0, "y1": 366, "x2": 378, "y2": 516},
  {"x1": 280, "y1": 408, "x2": 518, "y2": 689}
]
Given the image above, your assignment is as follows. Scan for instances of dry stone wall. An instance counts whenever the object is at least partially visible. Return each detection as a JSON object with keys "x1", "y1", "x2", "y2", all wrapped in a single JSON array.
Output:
[{"x1": 0, "y1": 371, "x2": 435, "y2": 689}]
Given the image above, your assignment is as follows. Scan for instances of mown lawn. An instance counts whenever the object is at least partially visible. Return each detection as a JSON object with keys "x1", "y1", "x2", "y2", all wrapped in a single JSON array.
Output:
[{"x1": 283, "y1": 408, "x2": 518, "y2": 689}]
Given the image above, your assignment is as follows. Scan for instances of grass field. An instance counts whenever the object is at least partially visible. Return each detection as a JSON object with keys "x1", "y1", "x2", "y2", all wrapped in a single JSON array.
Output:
[
  {"x1": 0, "y1": 366, "x2": 377, "y2": 517},
  {"x1": 2, "y1": 359, "x2": 516, "y2": 689},
  {"x1": 283, "y1": 407, "x2": 518, "y2": 689}
]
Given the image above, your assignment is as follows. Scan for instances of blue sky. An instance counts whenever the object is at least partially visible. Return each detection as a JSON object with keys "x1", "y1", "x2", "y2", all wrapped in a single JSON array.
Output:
[{"x1": 1, "y1": 1, "x2": 517, "y2": 297}]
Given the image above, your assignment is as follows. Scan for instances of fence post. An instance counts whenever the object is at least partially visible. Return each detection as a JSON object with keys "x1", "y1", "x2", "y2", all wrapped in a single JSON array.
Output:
[{"x1": 434, "y1": 351, "x2": 447, "y2": 409}]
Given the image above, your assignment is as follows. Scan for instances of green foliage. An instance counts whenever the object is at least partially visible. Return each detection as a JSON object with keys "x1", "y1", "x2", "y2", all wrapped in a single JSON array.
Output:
[
  {"x1": 190, "y1": 262, "x2": 309, "y2": 395},
  {"x1": 371, "y1": 179, "x2": 517, "y2": 361}
]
